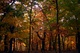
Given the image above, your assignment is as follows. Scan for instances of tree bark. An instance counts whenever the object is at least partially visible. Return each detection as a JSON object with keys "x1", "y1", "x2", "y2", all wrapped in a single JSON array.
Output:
[
  {"x1": 9, "y1": 38, "x2": 15, "y2": 53},
  {"x1": 36, "y1": 31, "x2": 46, "y2": 51},
  {"x1": 4, "y1": 35, "x2": 8, "y2": 53},
  {"x1": 62, "y1": 36, "x2": 65, "y2": 51},
  {"x1": 36, "y1": 42, "x2": 38, "y2": 50},
  {"x1": 56, "y1": 0, "x2": 61, "y2": 52},
  {"x1": 31, "y1": 34, "x2": 34, "y2": 50},
  {"x1": 49, "y1": 38, "x2": 51, "y2": 50},
  {"x1": 77, "y1": 32, "x2": 80, "y2": 53},
  {"x1": 53, "y1": 36, "x2": 57, "y2": 51},
  {"x1": 49, "y1": 30, "x2": 52, "y2": 51}
]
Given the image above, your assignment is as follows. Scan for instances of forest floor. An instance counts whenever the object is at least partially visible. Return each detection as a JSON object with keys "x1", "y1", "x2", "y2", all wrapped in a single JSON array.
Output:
[
  {"x1": 0, "y1": 50, "x2": 78, "y2": 53},
  {"x1": 13, "y1": 51, "x2": 78, "y2": 53}
]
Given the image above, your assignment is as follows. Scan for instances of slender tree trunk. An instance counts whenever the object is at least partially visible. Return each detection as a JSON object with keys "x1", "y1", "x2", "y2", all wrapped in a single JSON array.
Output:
[
  {"x1": 76, "y1": 33, "x2": 78, "y2": 50},
  {"x1": 77, "y1": 32, "x2": 80, "y2": 53},
  {"x1": 53, "y1": 36, "x2": 57, "y2": 51},
  {"x1": 9, "y1": 38, "x2": 15, "y2": 53},
  {"x1": 41, "y1": 32, "x2": 46, "y2": 51},
  {"x1": 49, "y1": 38, "x2": 51, "y2": 50},
  {"x1": 61, "y1": 36, "x2": 64, "y2": 50},
  {"x1": 4, "y1": 35, "x2": 8, "y2": 53},
  {"x1": 36, "y1": 42, "x2": 38, "y2": 50},
  {"x1": 28, "y1": 1, "x2": 32, "y2": 53},
  {"x1": 28, "y1": 31, "x2": 31, "y2": 53},
  {"x1": 75, "y1": 13, "x2": 80, "y2": 53},
  {"x1": 58, "y1": 34, "x2": 61, "y2": 53},
  {"x1": 49, "y1": 30, "x2": 52, "y2": 51},
  {"x1": 9, "y1": 38, "x2": 13, "y2": 53},
  {"x1": 56, "y1": 0, "x2": 61, "y2": 52},
  {"x1": 41, "y1": 40, "x2": 45, "y2": 51},
  {"x1": 13, "y1": 39, "x2": 15, "y2": 51},
  {"x1": 62, "y1": 36, "x2": 64, "y2": 51},
  {"x1": 36, "y1": 31, "x2": 46, "y2": 51},
  {"x1": 31, "y1": 34, "x2": 34, "y2": 50}
]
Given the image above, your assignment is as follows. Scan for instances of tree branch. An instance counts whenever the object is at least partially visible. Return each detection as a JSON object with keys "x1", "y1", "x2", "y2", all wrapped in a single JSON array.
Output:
[{"x1": 36, "y1": 32, "x2": 44, "y2": 40}]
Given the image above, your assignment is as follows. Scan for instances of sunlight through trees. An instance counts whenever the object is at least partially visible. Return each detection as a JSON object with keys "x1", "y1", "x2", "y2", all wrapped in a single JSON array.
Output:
[{"x1": 0, "y1": 0, "x2": 80, "y2": 53}]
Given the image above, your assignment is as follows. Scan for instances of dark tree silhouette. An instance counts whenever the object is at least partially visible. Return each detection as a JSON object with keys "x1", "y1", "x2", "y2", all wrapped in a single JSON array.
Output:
[
  {"x1": 77, "y1": 31, "x2": 80, "y2": 53},
  {"x1": 4, "y1": 35, "x2": 8, "y2": 53},
  {"x1": 9, "y1": 38, "x2": 15, "y2": 53},
  {"x1": 9, "y1": 25, "x2": 15, "y2": 33},
  {"x1": 36, "y1": 31, "x2": 46, "y2": 51},
  {"x1": 56, "y1": 0, "x2": 61, "y2": 53}
]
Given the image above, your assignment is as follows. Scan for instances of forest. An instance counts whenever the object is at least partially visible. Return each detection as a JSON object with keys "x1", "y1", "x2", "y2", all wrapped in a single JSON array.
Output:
[{"x1": 0, "y1": 0, "x2": 80, "y2": 53}]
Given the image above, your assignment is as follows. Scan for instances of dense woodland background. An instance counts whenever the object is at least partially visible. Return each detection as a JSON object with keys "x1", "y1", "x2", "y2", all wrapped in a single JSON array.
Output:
[{"x1": 0, "y1": 0, "x2": 80, "y2": 53}]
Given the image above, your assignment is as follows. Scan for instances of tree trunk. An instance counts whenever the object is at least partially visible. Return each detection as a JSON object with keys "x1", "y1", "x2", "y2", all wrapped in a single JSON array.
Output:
[
  {"x1": 36, "y1": 31, "x2": 46, "y2": 51},
  {"x1": 49, "y1": 29, "x2": 53, "y2": 50},
  {"x1": 36, "y1": 42, "x2": 38, "y2": 50},
  {"x1": 4, "y1": 35, "x2": 8, "y2": 53},
  {"x1": 9, "y1": 38, "x2": 13, "y2": 53},
  {"x1": 62, "y1": 36, "x2": 65, "y2": 51},
  {"x1": 28, "y1": 1, "x2": 32, "y2": 52},
  {"x1": 49, "y1": 38, "x2": 51, "y2": 50},
  {"x1": 41, "y1": 32, "x2": 46, "y2": 51},
  {"x1": 77, "y1": 32, "x2": 80, "y2": 53},
  {"x1": 58, "y1": 34, "x2": 61, "y2": 53},
  {"x1": 9, "y1": 38, "x2": 15, "y2": 53},
  {"x1": 41, "y1": 40, "x2": 45, "y2": 51},
  {"x1": 31, "y1": 33, "x2": 34, "y2": 50},
  {"x1": 53, "y1": 36, "x2": 57, "y2": 51}
]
